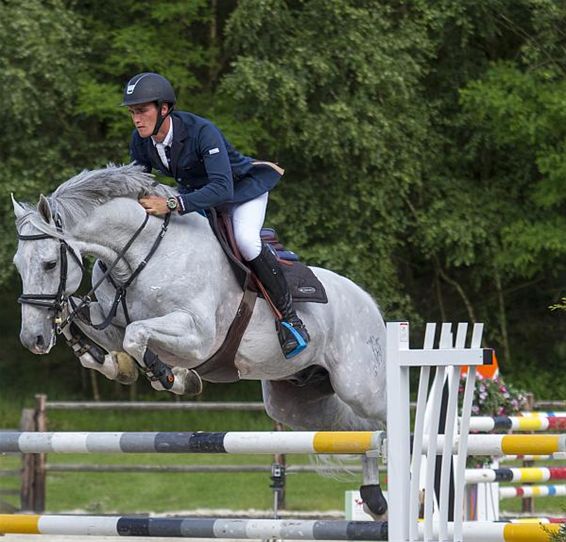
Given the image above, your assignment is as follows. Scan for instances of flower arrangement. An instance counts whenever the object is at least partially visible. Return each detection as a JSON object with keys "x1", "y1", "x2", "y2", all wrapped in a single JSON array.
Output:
[
  {"x1": 460, "y1": 373, "x2": 529, "y2": 467},
  {"x1": 465, "y1": 375, "x2": 529, "y2": 417}
]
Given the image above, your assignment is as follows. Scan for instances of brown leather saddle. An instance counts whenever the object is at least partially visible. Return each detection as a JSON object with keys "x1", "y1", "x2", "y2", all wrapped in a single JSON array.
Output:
[{"x1": 191, "y1": 209, "x2": 327, "y2": 383}]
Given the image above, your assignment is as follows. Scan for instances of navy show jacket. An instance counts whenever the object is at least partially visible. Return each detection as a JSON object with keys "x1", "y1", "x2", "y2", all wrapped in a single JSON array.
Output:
[{"x1": 129, "y1": 111, "x2": 283, "y2": 214}]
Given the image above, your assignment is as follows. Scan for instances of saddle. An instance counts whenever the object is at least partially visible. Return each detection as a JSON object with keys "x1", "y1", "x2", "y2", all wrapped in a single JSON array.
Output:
[
  {"x1": 191, "y1": 209, "x2": 328, "y2": 384},
  {"x1": 206, "y1": 209, "x2": 328, "y2": 304}
]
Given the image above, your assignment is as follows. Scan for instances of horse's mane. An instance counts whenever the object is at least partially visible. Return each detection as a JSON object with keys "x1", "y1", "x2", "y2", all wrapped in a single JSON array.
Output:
[
  {"x1": 16, "y1": 163, "x2": 173, "y2": 238},
  {"x1": 52, "y1": 163, "x2": 172, "y2": 225}
]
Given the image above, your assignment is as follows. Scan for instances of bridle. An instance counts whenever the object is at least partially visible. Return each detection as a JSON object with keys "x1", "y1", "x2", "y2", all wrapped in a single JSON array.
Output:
[
  {"x1": 17, "y1": 211, "x2": 170, "y2": 334},
  {"x1": 17, "y1": 214, "x2": 84, "y2": 315}
]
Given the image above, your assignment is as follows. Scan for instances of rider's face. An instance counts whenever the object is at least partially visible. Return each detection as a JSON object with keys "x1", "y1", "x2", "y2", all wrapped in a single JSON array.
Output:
[{"x1": 128, "y1": 102, "x2": 159, "y2": 138}]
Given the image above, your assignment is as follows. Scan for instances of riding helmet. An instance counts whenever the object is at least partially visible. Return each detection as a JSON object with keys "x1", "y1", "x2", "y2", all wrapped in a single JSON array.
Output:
[{"x1": 122, "y1": 73, "x2": 176, "y2": 107}]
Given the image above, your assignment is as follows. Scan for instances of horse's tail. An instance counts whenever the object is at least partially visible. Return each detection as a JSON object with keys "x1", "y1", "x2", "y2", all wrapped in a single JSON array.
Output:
[{"x1": 309, "y1": 454, "x2": 360, "y2": 481}]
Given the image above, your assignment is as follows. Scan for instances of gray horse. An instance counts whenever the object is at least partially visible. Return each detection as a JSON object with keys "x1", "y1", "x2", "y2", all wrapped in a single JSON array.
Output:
[{"x1": 12, "y1": 164, "x2": 388, "y2": 517}]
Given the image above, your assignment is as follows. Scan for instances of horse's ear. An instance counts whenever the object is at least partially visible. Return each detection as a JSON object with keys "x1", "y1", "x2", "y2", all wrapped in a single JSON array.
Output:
[
  {"x1": 11, "y1": 193, "x2": 26, "y2": 220},
  {"x1": 37, "y1": 194, "x2": 53, "y2": 224}
]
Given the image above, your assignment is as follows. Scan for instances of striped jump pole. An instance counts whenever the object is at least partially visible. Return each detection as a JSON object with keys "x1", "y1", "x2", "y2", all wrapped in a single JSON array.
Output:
[
  {"x1": 0, "y1": 431, "x2": 384, "y2": 455},
  {"x1": 0, "y1": 515, "x2": 561, "y2": 541},
  {"x1": 426, "y1": 433, "x2": 566, "y2": 455},
  {"x1": 2, "y1": 431, "x2": 564, "y2": 456},
  {"x1": 499, "y1": 484, "x2": 566, "y2": 499},
  {"x1": 469, "y1": 415, "x2": 566, "y2": 432},
  {"x1": 465, "y1": 466, "x2": 566, "y2": 484},
  {"x1": 518, "y1": 411, "x2": 566, "y2": 417},
  {"x1": 0, "y1": 516, "x2": 388, "y2": 540},
  {"x1": 500, "y1": 452, "x2": 566, "y2": 461}
]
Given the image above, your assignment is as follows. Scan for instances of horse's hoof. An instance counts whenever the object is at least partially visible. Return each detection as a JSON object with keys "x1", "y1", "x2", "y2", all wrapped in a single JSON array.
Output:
[
  {"x1": 112, "y1": 351, "x2": 139, "y2": 385},
  {"x1": 172, "y1": 368, "x2": 203, "y2": 396},
  {"x1": 150, "y1": 368, "x2": 203, "y2": 396},
  {"x1": 360, "y1": 484, "x2": 388, "y2": 520}
]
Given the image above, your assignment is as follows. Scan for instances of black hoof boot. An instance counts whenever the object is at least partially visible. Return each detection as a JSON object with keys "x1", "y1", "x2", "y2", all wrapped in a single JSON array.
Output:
[
  {"x1": 143, "y1": 349, "x2": 175, "y2": 390},
  {"x1": 360, "y1": 484, "x2": 388, "y2": 519},
  {"x1": 277, "y1": 315, "x2": 310, "y2": 358}
]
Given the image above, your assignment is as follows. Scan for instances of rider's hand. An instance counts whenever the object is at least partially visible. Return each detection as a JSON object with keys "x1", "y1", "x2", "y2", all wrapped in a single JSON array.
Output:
[{"x1": 139, "y1": 195, "x2": 169, "y2": 216}]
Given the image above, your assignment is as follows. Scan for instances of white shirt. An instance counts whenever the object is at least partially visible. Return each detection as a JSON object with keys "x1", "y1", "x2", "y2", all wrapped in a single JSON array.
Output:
[{"x1": 152, "y1": 119, "x2": 174, "y2": 170}]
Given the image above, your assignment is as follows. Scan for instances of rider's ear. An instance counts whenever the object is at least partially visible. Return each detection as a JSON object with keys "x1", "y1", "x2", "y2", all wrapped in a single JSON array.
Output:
[
  {"x1": 37, "y1": 194, "x2": 53, "y2": 224},
  {"x1": 11, "y1": 193, "x2": 26, "y2": 220}
]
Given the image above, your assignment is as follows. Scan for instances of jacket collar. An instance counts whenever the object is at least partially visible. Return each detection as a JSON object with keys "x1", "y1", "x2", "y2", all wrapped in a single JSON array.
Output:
[
  {"x1": 169, "y1": 113, "x2": 188, "y2": 178},
  {"x1": 145, "y1": 136, "x2": 165, "y2": 174},
  {"x1": 151, "y1": 117, "x2": 174, "y2": 148}
]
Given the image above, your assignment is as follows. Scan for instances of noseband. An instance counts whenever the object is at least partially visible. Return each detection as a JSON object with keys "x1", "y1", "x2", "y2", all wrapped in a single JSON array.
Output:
[{"x1": 17, "y1": 211, "x2": 170, "y2": 333}]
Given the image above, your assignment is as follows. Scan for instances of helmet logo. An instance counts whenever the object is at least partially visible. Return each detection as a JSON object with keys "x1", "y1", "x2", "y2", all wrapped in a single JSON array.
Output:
[{"x1": 126, "y1": 73, "x2": 150, "y2": 95}]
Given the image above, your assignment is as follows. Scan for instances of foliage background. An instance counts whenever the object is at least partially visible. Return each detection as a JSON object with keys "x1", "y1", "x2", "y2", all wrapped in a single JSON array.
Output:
[{"x1": 0, "y1": 0, "x2": 564, "y2": 405}]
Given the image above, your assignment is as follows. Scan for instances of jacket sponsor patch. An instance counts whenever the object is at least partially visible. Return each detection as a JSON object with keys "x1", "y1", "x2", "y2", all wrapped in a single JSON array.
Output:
[{"x1": 208, "y1": 148, "x2": 220, "y2": 155}]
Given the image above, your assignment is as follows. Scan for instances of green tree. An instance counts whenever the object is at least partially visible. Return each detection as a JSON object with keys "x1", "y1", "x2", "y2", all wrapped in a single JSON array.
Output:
[
  {"x1": 0, "y1": 0, "x2": 87, "y2": 283},
  {"x1": 407, "y1": 0, "x2": 565, "y2": 385},
  {"x1": 224, "y1": 0, "x2": 565, "y2": 392},
  {"x1": 2, "y1": 0, "x2": 564, "y2": 399},
  {"x1": 223, "y1": 0, "x2": 437, "y2": 314}
]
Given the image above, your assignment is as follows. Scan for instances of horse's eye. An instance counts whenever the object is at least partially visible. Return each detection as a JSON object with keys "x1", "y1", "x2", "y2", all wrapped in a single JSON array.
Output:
[{"x1": 44, "y1": 261, "x2": 57, "y2": 271}]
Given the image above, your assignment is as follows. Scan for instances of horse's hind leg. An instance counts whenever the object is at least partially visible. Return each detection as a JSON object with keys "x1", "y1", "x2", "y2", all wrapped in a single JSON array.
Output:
[
  {"x1": 261, "y1": 379, "x2": 387, "y2": 519},
  {"x1": 325, "y1": 334, "x2": 388, "y2": 519},
  {"x1": 360, "y1": 454, "x2": 387, "y2": 519},
  {"x1": 262, "y1": 379, "x2": 376, "y2": 430}
]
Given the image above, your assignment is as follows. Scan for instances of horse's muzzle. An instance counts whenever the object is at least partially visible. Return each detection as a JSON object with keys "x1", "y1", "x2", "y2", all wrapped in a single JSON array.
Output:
[{"x1": 20, "y1": 331, "x2": 55, "y2": 355}]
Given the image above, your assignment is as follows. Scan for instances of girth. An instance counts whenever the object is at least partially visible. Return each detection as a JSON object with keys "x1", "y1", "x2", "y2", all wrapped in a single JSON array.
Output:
[
  {"x1": 190, "y1": 210, "x2": 257, "y2": 383},
  {"x1": 193, "y1": 288, "x2": 257, "y2": 383}
]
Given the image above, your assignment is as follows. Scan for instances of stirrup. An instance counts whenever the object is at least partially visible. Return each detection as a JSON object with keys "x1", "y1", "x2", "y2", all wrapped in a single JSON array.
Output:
[{"x1": 278, "y1": 320, "x2": 309, "y2": 359}]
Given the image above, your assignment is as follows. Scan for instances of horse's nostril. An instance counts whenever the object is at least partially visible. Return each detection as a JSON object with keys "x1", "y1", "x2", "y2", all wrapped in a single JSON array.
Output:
[{"x1": 35, "y1": 335, "x2": 45, "y2": 348}]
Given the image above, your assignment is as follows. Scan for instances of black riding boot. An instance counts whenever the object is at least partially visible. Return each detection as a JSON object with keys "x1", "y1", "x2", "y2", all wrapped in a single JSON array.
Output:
[{"x1": 249, "y1": 245, "x2": 310, "y2": 358}]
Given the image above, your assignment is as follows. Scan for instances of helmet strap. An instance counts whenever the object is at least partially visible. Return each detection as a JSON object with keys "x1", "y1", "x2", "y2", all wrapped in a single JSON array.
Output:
[{"x1": 152, "y1": 101, "x2": 174, "y2": 137}]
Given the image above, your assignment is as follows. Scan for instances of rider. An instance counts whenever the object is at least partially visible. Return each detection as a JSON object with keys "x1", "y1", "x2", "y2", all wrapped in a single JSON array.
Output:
[{"x1": 122, "y1": 72, "x2": 309, "y2": 359}]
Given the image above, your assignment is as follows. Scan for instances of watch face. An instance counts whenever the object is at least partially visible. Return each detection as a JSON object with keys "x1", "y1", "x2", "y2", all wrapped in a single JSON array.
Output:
[{"x1": 167, "y1": 197, "x2": 178, "y2": 209}]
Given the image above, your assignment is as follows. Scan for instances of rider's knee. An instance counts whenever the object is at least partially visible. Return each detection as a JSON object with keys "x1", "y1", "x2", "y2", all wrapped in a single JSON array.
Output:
[{"x1": 235, "y1": 231, "x2": 262, "y2": 261}]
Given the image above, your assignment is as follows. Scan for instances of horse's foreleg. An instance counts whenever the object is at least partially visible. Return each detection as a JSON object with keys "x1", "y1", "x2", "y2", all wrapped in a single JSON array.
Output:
[
  {"x1": 63, "y1": 300, "x2": 138, "y2": 385},
  {"x1": 122, "y1": 311, "x2": 213, "y2": 396}
]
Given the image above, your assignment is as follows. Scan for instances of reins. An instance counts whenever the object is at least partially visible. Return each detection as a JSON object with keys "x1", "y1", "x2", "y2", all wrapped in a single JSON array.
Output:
[{"x1": 66, "y1": 212, "x2": 170, "y2": 331}]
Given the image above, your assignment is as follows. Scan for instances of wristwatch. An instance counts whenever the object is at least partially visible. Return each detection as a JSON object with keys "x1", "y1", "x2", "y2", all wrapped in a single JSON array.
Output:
[{"x1": 166, "y1": 196, "x2": 179, "y2": 212}]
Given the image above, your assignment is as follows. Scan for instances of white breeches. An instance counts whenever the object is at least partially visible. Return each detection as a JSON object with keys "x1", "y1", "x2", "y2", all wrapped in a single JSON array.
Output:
[{"x1": 232, "y1": 192, "x2": 269, "y2": 261}]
